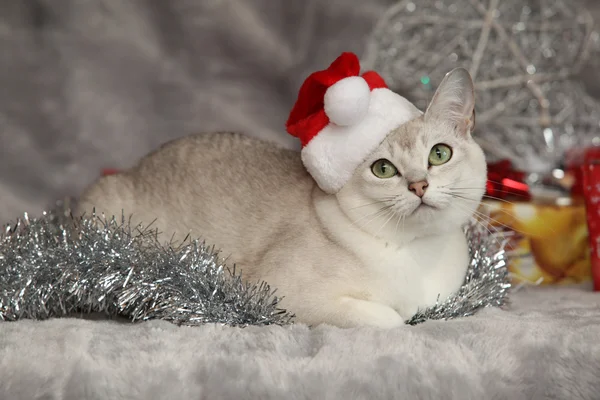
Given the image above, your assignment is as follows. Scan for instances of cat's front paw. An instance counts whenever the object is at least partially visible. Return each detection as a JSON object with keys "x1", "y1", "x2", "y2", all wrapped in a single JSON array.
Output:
[{"x1": 335, "y1": 297, "x2": 404, "y2": 329}]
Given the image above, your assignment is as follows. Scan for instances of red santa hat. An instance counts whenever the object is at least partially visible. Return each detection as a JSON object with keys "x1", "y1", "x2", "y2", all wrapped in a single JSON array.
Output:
[{"x1": 286, "y1": 52, "x2": 422, "y2": 194}]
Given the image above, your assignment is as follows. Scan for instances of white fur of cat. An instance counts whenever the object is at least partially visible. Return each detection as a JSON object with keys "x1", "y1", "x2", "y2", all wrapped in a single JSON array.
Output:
[{"x1": 75, "y1": 68, "x2": 487, "y2": 328}]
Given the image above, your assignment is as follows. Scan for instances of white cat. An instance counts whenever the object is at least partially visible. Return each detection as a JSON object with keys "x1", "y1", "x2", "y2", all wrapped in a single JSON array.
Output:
[{"x1": 75, "y1": 65, "x2": 487, "y2": 329}]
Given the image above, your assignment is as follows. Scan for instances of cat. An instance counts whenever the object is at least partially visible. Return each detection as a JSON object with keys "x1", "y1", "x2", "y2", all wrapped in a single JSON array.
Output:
[{"x1": 75, "y1": 67, "x2": 487, "y2": 328}]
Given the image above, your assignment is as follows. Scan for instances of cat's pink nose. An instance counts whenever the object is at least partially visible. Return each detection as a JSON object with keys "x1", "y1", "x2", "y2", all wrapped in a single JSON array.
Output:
[{"x1": 408, "y1": 180, "x2": 429, "y2": 197}]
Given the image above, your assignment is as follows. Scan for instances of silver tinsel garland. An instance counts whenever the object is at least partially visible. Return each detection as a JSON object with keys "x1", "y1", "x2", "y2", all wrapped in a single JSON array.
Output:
[
  {"x1": 0, "y1": 200, "x2": 510, "y2": 327},
  {"x1": 0, "y1": 200, "x2": 293, "y2": 327},
  {"x1": 363, "y1": 0, "x2": 600, "y2": 175}
]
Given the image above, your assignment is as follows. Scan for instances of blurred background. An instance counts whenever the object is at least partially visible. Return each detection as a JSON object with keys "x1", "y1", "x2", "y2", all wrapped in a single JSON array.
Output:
[{"x1": 1, "y1": 0, "x2": 600, "y2": 221}]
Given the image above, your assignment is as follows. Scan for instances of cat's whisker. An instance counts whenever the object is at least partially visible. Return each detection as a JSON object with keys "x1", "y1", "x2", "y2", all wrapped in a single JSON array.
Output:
[
  {"x1": 451, "y1": 186, "x2": 530, "y2": 198},
  {"x1": 446, "y1": 189, "x2": 519, "y2": 206},
  {"x1": 375, "y1": 209, "x2": 398, "y2": 237},
  {"x1": 361, "y1": 208, "x2": 394, "y2": 232},
  {"x1": 456, "y1": 190, "x2": 527, "y2": 205},
  {"x1": 444, "y1": 178, "x2": 509, "y2": 187},
  {"x1": 481, "y1": 194, "x2": 521, "y2": 205},
  {"x1": 440, "y1": 191, "x2": 506, "y2": 221},
  {"x1": 455, "y1": 192, "x2": 561, "y2": 236},
  {"x1": 439, "y1": 190, "x2": 546, "y2": 235},
  {"x1": 464, "y1": 208, "x2": 513, "y2": 240},
  {"x1": 438, "y1": 190, "x2": 507, "y2": 227},
  {"x1": 348, "y1": 198, "x2": 395, "y2": 210},
  {"x1": 438, "y1": 178, "x2": 470, "y2": 188},
  {"x1": 402, "y1": 213, "x2": 406, "y2": 237},
  {"x1": 448, "y1": 197, "x2": 528, "y2": 236},
  {"x1": 443, "y1": 189, "x2": 518, "y2": 210},
  {"x1": 394, "y1": 212, "x2": 403, "y2": 238},
  {"x1": 439, "y1": 177, "x2": 488, "y2": 189},
  {"x1": 470, "y1": 210, "x2": 517, "y2": 235},
  {"x1": 352, "y1": 205, "x2": 394, "y2": 230},
  {"x1": 449, "y1": 203, "x2": 505, "y2": 247}
]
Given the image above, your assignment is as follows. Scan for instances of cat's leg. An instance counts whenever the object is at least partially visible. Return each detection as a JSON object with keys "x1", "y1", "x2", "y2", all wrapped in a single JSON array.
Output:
[
  {"x1": 257, "y1": 247, "x2": 405, "y2": 329},
  {"x1": 320, "y1": 296, "x2": 405, "y2": 329}
]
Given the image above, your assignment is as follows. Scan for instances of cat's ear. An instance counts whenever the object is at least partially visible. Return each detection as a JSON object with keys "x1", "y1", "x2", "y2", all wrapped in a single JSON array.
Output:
[{"x1": 424, "y1": 68, "x2": 475, "y2": 134}]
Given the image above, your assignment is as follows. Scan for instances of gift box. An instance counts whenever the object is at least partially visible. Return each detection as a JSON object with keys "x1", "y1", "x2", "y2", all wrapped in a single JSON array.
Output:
[
  {"x1": 580, "y1": 147, "x2": 600, "y2": 291},
  {"x1": 478, "y1": 159, "x2": 594, "y2": 286},
  {"x1": 479, "y1": 197, "x2": 591, "y2": 286}
]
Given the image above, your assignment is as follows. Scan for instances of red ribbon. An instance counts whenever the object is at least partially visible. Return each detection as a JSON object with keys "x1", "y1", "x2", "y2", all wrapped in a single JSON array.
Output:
[{"x1": 486, "y1": 160, "x2": 531, "y2": 200}]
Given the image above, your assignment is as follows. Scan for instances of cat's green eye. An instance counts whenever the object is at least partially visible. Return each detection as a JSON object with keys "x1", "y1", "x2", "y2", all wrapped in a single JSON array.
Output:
[
  {"x1": 428, "y1": 144, "x2": 452, "y2": 166},
  {"x1": 371, "y1": 159, "x2": 398, "y2": 179}
]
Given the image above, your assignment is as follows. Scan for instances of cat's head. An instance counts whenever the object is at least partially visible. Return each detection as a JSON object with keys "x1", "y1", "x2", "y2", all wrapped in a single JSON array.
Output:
[{"x1": 336, "y1": 68, "x2": 487, "y2": 241}]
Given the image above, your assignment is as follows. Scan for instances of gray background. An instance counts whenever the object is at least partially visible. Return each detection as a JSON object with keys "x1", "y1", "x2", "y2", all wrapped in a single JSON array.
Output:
[{"x1": 2, "y1": 0, "x2": 600, "y2": 221}]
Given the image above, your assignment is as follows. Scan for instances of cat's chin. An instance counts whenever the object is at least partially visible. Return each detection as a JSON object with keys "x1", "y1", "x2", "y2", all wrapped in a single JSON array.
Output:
[
  {"x1": 410, "y1": 202, "x2": 439, "y2": 219},
  {"x1": 408, "y1": 198, "x2": 443, "y2": 215},
  {"x1": 409, "y1": 201, "x2": 476, "y2": 234},
  {"x1": 407, "y1": 201, "x2": 466, "y2": 232}
]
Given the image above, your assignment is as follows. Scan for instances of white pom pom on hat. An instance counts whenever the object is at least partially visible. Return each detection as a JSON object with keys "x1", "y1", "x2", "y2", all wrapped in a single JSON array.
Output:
[
  {"x1": 285, "y1": 52, "x2": 422, "y2": 194},
  {"x1": 324, "y1": 76, "x2": 371, "y2": 127}
]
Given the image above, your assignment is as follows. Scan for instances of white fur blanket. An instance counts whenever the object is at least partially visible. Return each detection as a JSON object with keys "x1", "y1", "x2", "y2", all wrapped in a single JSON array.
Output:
[{"x1": 1, "y1": 284, "x2": 599, "y2": 399}]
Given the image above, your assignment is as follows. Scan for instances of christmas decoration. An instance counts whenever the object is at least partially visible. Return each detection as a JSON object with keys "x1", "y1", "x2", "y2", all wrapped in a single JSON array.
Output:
[
  {"x1": 0, "y1": 199, "x2": 510, "y2": 326},
  {"x1": 286, "y1": 52, "x2": 422, "y2": 194},
  {"x1": 480, "y1": 198, "x2": 591, "y2": 286},
  {"x1": 486, "y1": 160, "x2": 531, "y2": 200},
  {"x1": 582, "y1": 148, "x2": 600, "y2": 291},
  {"x1": 363, "y1": 0, "x2": 600, "y2": 177},
  {"x1": 0, "y1": 200, "x2": 293, "y2": 327}
]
